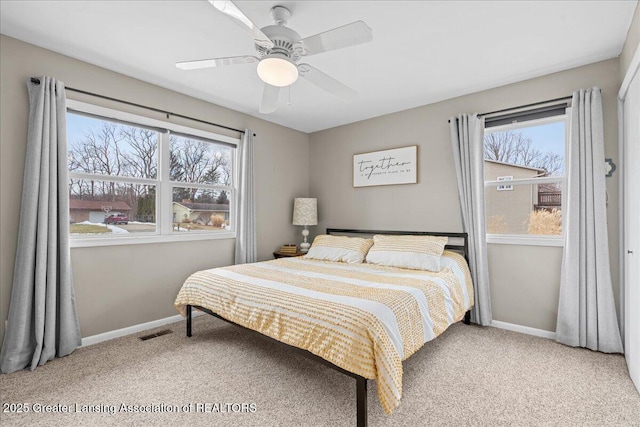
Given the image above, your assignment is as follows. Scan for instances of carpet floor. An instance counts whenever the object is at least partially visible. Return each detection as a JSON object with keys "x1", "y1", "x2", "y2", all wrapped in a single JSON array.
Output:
[{"x1": 1, "y1": 315, "x2": 639, "y2": 427}]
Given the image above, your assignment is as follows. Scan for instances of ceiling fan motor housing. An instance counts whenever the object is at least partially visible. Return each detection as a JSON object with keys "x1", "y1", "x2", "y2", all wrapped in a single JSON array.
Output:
[{"x1": 255, "y1": 6, "x2": 304, "y2": 62}]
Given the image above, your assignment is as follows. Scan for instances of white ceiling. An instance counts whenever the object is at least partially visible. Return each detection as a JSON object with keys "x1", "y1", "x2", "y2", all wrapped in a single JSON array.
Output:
[{"x1": 1, "y1": 1, "x2": 636, "y2": 133}]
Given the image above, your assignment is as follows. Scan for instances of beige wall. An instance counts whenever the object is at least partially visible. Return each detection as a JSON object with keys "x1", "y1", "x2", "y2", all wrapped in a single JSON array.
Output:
[
  {"x1": 309, "y1": 58, "x2": 621, "y2": 333},
  {"x1": 620, "y1": 2, "x2": 640, "y2": 82},
  {"x1": 0, "y1": 36, "x2": 309, "y2": 342},
  {"x1": 488, "y1": 245, "x2": 564, "y2": 331}
]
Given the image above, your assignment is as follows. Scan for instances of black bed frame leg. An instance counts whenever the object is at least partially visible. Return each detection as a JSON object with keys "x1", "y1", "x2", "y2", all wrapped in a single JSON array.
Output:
[
  {"x1": 186, "y1": 304, "x2": 192, "y2": 337},
  {"x1": 463, "y1": 310, "x2": 471, "y2": 325},
  {"x1": 356, "y1": 377, "x2": 367, "y2": 427}
]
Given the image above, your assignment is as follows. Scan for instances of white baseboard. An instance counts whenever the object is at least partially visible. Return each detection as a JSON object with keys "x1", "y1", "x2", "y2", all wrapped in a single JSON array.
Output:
[
  {"x1": 490, "y1": 320, "x2": 556, "y2": 340},
  {"x1": 81, "y1": 314, "x2": 554, "y2": 347},
  {"x1": 81, "y1": 310, "x2": 203, "y2": 348}
]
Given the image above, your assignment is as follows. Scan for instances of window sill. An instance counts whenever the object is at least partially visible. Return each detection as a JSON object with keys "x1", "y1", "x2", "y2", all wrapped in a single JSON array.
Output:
[
  {"x1": 486, "y1": 235, "x2": 564, "y2": 247},
  {"x1": 70, "y1": 231, "x2": 235, "y2": 248}
]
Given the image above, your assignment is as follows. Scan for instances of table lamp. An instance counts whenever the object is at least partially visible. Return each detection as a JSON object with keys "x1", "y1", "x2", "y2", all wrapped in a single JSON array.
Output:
[{"x1": 292, "y1": 198, "x2": 317, "y2": 253}]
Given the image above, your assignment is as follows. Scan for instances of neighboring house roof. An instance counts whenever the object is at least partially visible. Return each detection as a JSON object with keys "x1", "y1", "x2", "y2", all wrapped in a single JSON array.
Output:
[
  {"x1": 69, "y1": 199, "x2": 131, "y2": 211},
  {"x1": 173, "y1": 202, "x2": 229, "y2": 212},
  {"x1": 484, "y1": 159, "x2": 546, "y2": 172}
]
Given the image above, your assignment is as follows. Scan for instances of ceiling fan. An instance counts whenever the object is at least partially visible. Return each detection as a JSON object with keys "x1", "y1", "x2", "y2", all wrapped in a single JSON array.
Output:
[{"x1": 176, "y1": 0, "x2": 373, "y2": 114}]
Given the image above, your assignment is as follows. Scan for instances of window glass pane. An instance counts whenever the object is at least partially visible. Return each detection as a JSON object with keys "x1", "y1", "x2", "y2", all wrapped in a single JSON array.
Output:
[
  {"x1": 67, "y1": 112, "x2": 158, "y2": 179},
  {"x1": 484, "y1": 121, "x2": 565, "y2": 177},
  {"x1": 172, "y1": 188, "x2": 231, "y2": 232},
  {"x1": 69, "y1": 180, "x2": 156, "y2": 235},
  {"x1": 66, "y1": 104, "x2": 237, "y2": 243},
  {"x1": 170, "y1": 135, "x2": 232, "y2": 185},
  {"x1": 484, "y1": 119, "x2": 565, "y2": 238},
  {"x1": 485, "y1": 182, "x2": 562, "y2": 235}
]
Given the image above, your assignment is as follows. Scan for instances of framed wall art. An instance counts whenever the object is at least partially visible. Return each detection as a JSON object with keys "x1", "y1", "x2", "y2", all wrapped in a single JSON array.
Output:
[{"x1": 353, "y1": 145, "x2": 417, "y2": 187}]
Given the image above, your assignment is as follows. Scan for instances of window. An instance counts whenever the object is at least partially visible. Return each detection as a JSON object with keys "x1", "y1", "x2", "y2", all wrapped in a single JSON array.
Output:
[
  {"x1": 66, "y1": 100, "x2": 238, "y2": 246},
  {"x1": 483, "y1": 114, "x2": 567, "y2": 245}
]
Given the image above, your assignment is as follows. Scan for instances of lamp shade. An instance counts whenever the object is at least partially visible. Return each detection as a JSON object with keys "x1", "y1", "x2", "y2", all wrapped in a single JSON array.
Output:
[{"x1": 292, "y1": 198, "x2": 317, "y2": 226}]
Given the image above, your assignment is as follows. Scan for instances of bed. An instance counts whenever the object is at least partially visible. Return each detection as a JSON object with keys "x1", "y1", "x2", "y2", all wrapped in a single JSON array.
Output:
[{"x1": 174, "y1": 229, "x2": 474, "y2": 426}]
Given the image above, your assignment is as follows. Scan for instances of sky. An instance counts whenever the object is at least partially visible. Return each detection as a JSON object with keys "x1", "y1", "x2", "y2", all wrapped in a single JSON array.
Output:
[
  {"x1": 517, "y1": 121, "x2": 565, "y2": 157},
  {"x1": 67, "y1": 113, "x2": 103, "y2": 147}
]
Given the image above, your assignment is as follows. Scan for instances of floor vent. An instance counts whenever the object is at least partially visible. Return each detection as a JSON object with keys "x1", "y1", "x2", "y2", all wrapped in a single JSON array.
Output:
[{"x1": 139, "y1": 329, "x2": 172, "y2": 341}]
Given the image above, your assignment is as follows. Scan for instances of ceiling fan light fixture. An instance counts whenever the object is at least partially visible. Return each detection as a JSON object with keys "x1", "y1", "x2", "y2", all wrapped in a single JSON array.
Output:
[{"x1": 257, "y1": 55, "x2": 298, "y2": 87}]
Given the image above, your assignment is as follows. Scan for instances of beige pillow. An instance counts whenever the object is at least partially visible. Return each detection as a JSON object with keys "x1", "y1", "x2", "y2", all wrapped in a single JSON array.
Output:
[
  {"x1": 365, "y1": 234, "x2": 448, "y2": 271},
  {"x1": 304, "y1": 235, "x2": 374, "y2": 264}
]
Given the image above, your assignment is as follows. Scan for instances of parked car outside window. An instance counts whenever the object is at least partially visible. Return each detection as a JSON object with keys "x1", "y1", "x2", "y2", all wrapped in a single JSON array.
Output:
[{"x1": 104, "y1": 214, "x2": 129, "y2": 225}]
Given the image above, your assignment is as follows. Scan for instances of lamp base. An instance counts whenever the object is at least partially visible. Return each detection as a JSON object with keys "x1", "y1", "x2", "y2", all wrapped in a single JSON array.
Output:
[{"x1": 299, "y1": 227, "x2": 311, "y2": 253}]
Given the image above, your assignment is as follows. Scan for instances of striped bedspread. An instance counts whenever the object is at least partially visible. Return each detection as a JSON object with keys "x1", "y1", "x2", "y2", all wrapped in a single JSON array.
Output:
[{"x1": 174, "y1": 250, "x2": 474, "y2": 415}]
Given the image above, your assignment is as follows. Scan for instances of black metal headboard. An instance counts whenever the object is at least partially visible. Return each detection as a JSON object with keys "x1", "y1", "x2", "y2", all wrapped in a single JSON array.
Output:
[{"x1": 326, "y1": 228, "x2": 469, "y2": 262}]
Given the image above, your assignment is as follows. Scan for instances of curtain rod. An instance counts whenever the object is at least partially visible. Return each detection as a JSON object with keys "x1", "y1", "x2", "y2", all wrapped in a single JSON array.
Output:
[
  {"x1": 447, "y1": 95, "x2": 572, "y2": 123},
  {"x1": 30, "y1": 77, "x2": 254, "y2": 137}
]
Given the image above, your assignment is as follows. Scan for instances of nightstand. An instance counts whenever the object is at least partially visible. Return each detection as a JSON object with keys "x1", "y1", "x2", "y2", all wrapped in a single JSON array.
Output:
[{"x1": 273, "y1": 250, "x2": 306, "y2": 259}]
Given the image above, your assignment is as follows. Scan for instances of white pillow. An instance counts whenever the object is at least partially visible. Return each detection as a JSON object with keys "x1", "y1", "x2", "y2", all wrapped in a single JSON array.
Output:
[{"x1": 365, "y1": 234, "x2": 448, "y2": 271}]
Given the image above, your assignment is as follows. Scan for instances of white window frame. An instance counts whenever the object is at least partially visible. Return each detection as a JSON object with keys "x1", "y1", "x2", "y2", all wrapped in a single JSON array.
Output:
[
  {"x1": 67, "y1": 100, "x2": 239, "y2": 248},
  {"x1": 484, "y1": 114, "x2": 569, "y2": 247}
]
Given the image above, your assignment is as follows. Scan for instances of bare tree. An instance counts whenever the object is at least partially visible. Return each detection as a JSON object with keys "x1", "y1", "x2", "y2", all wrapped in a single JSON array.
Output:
[
  {"x1": 169, "y1": 136, "x2": 231, "y2": 202},
  {"x1": 69, "y1": 123, "x2": 127, "y2": 198},
  {"x1": 170, "y1": 138, "x2": 229, "y2": 183},
  {"x1": 67, "y1": 122, "x2": 232, "y2": 220},
  {"x1": 120, "y1": 127, "x2": 157, "y2": 179},
  {"x1": 484, "y1": 130, "x2": 563, "y2": 176},
  {"x1": 68, "y1": 123, "x2": 158, "y2": 219}
]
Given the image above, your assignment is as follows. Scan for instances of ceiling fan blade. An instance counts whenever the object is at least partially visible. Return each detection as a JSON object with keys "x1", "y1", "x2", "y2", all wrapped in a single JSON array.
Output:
[
  {"x1": 299, "y1": 21, "x2": 372, "y2": 56},
  {"x1": 210, "y1": 1, "x2": 274, "y2": 50},
  {"x1": 259, "y1": 84, "x2": 280, "y2": 114},
  {"x1": 176, "y1": 55, "x2": 258, "y2": 70},
  {"x1": 298, "y1": 64, "x2": 356, "y2": 101}
]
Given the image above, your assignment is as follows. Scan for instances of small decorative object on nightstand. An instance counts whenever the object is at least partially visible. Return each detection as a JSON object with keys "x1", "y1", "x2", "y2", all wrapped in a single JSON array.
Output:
[
  {"x1": 273, "y1": 247, "x2": 305, "y2": 259},
  {"x1": 292, "y1": 198, "x2": 317, "y2": 253},
  {"x1": 277, "y1": 244, "x2": 298, "y2": 255}
]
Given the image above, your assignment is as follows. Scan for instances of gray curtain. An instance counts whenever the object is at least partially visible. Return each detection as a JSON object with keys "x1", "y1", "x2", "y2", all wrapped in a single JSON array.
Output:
[
  {"x1": 234, "y1": 130, "x2": 257, "y2": 264},
  {"x1": 0, "y1": 77, "x2": 81, "y2": 374},
  {"x1": 556, "y1": 88, "x2": 623, "y2": 353},
  {"x1": 450, "y1": 114, "x2": 493, "y2": 326}
]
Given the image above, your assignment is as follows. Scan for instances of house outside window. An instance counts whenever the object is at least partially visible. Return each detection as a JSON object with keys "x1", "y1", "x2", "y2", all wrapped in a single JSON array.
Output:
[
  {"x1": 66, "y1": 100, "x2": 238, "y2": 247},
  {"x1": 483, "y1": 114, "x2": 567, "y2": 246}
]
